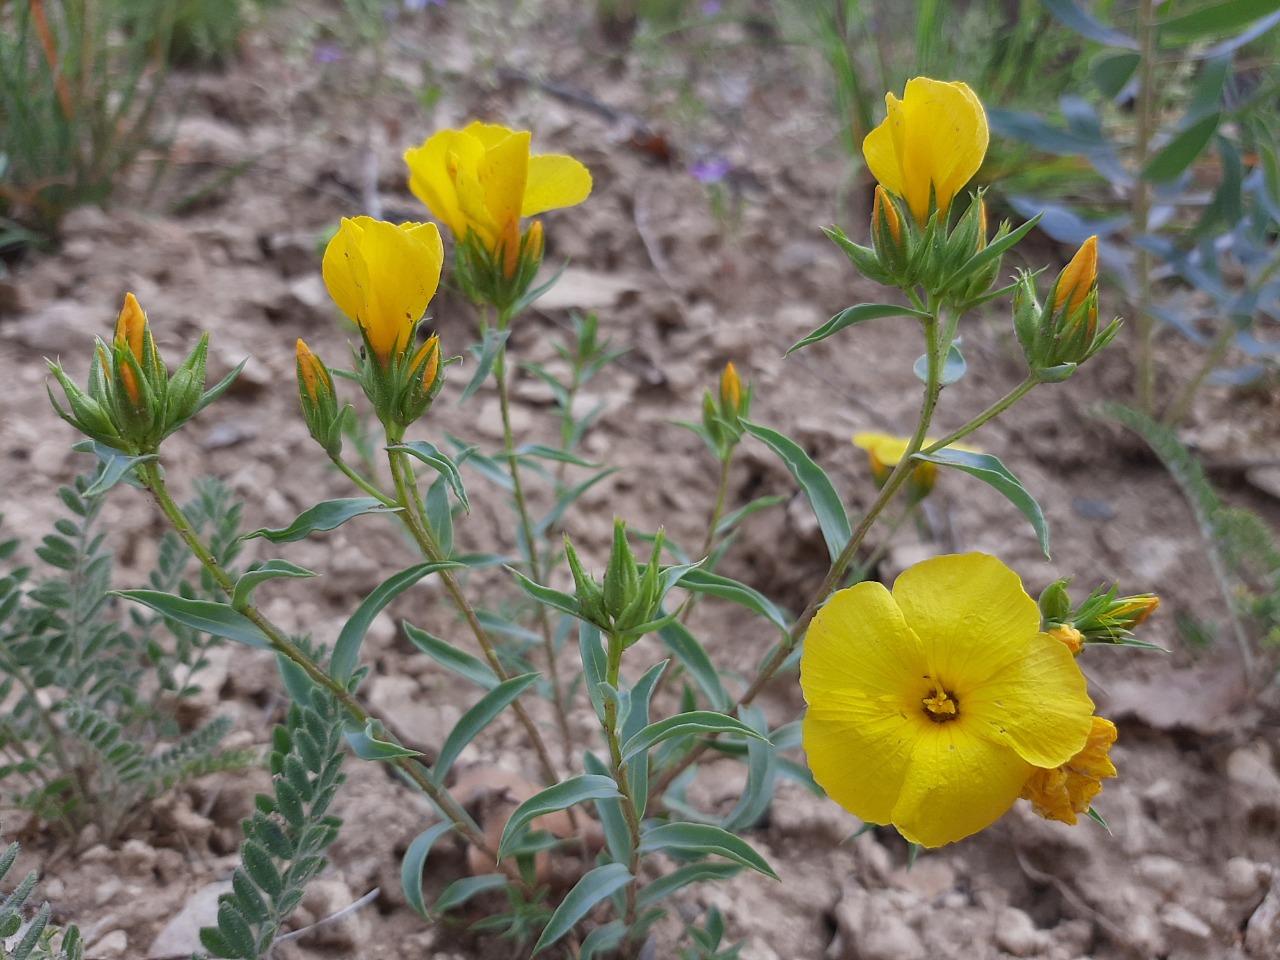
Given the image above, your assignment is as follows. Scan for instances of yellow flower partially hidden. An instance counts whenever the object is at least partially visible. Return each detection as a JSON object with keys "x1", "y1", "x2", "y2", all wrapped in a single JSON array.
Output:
[
  {"x1": 852, "y1": 432, "x2": 976, "y2": 501},
  {"x1": 321, "y1": 217, "x2": 443, "y2": 363},
  {"x1": 405, "y1": 122, "x2": 591, "y2": 259},
  {"x1": 801, "y1": 553, "x2": 1094, "y2": 848},
  {"x1": 863, "y1": 78, "x2": 988, "y2": 226},
  {"x1": 1020, "y1": 716, "x2": 1118, "y2": 825}
]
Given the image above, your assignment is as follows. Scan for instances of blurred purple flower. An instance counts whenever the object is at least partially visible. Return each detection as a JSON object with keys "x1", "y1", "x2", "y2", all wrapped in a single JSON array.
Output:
[
  {"x1": 405, "y1": 0, "x2": 445, "y2": 9},
  {"x1": 313, "y1": 42, "x2": 344, "y2": 64},
  {"x1": 702, "y1": 1, "x2": 723, "y2": 14},
  {"x1": 690, "y1": 157, "x2": 732, "y2": 184}
]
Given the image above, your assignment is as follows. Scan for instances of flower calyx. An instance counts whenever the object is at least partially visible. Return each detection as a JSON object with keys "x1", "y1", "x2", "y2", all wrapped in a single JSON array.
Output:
[
  {"x1": 48, "y1": 293, "x2": 239, "y2": 455},
  {"x1": 1039, "y1": 578, "x2": 1161, "y2": 650},
  {"x1": 1014, "y1": 237, "x2": 1121, "y2": 380},
  {"x1": 699, "y1": 361, "x2": 751, "y2": 461},
  {"x1": 295, "y1": 340, "x2": 353, "y2": 457},
  {"x1": 564, "y1": 520, "x2": 674, "y2": 646}
]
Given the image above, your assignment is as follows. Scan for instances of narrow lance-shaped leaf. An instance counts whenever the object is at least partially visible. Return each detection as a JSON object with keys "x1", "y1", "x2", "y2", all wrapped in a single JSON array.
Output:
[
  {"x1": 232, "y1": 559, "x2": 317, "y2": 610},
  {"x1": 620, "y1": 711, "x2": 768, "y2": 766},
  {"x1": 458, "y1": 328, "x2": 510, "y2": 404},
  {"x1": 532, "y1": 862, "x2": 633, "y2": 954},
  {"x1": 1041, "y1": 0, "x2": 1139, "y2": 48},
  {"x1": 402, "y1": 622, "x2": 500, "y2": 689},
  {"x1": 658, "y1": 620, "x2": 730, "y2": 711},
  {"x1": 638, "y1": 822, "x2": 779, "y2": 880},
  {"x1": 497, "y1": 775, "x2": 621, "y2": 860},
  {"x1": 1142, "y1": 112, "x2": 1221, "y2": 184},
  {"x1": 913, "y1": 449, "x2": 1050, "y2": 559},
  {"x1": 400, "y1": 821, "x2": 457, "y2": 918},
  {"x1": 786, "y1": 302, "x2": 932, "y2": 355},
  {"x1": 390, "y1": 440, "x2": 470, "y2": 512},
  {"x1": 114, "y1": 590, "x2": 273, "y2": 648},
  {"x1": 433, "y1": 674, "x2": 540, "y2": 784},
  {"x1": 330, "y1": 561, "x2": 463, "y2": 684},
  {"x1": 743, "y1": 421, "x2": 850, "y2": 562},
  {"x1": 243, "y1": 498, "x2": 398, "y2": 543}
]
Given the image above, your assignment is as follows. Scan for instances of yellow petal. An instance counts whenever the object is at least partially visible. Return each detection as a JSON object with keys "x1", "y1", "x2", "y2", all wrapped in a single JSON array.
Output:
[
  {"x1": 863, "y1": 93, "x2": 907, "y2": 200},
  {"x1": 863, "y1": 78, "x2": 987, "y2": 225},
  {"x1": 321, "y1": 217, "x2": 442, "y2": 362},
  {"x1": 801, "y1": 582, "x2": 929, "y2": 827},
  {"x1": 900, "y1": 78, "x2": 987, "y2": 221},
  {"x1": 402, "y1": 220, "x2": 445, "y2": 266},
  {"x1": 450, "y1": 130, "x2": 508, "y2": 246},
  {"x1": 477, "y1": 129, "x2": 530, "y2": 241},
  {"x1": 893, "y1": 553, "x2": 1093, "y2": 768},
  {"x1": 360, "y1": 219, "x2": 442, "y2": 358},
  {"x1": 523, "y1": 154, "x2": 593, "y2": 216},
  {"x1": 405, "y1": 130, "x2": 469, "y2": 239},
  {"x1": 321, "y1": 217, "x2": 370, "y2": 326},
  {"x1": 892, "y1": 723, "x2": 1035, "y2": 847},
  {"x1": 464, "y1": 120, "x2": 518, "y2": 149},
  {"x1": 963, "y1": 631, "x2": 1093, "y2": 768}
]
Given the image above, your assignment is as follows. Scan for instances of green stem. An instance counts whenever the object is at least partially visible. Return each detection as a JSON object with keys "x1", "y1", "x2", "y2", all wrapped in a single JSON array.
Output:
[
  {"x1": 385, "y1": 447, "x2": 563, "y2": 786},
  {"x1": 849, "y1": 503, "x2": 919, "y2": 583},
  {"x1": 330, "y1": 453, "x2": 396, "y2": 506},
  {"x1": 134, "y1": 461, "x2": 495, "y2": 859},
  {"x1": 1133, "y1": 0, "x2": 1158, "y2": 413},
  {"x1": 492, "y1": 309, "x2": 575, "y2": 764},
  {"x1": 674, "y1": 452, "x2": 734, "y2": 630},
  {"x1": 602, "y1": 631, "x2": 643, "y2": 944},
  {"x1": 921, "y1": 374, "x2": 1039, "y2": 453},
  {"x1": 649, "y1": 309, "x2": 950, "y2": 803}
]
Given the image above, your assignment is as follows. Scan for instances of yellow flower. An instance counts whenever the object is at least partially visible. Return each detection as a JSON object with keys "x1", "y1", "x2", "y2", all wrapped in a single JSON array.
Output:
[
  {"x1": 404, "y1": 122, "x2": 591, "y2": 256},
  {"x1": 852, "y1": 432, "x2": 976, "y2": 501},
  {"x1": 863, "y1": 78, "x2": 988, "y2": 226},
  {"x1": 801, "y1": 553, "x2": 1095, "y2": 847},
  {"x1": 321, "y1": 217, "x2": 443, "y2": 363},
  {"x1": 1020, "y1": 716, "x2": 1118, "y2": 825}
]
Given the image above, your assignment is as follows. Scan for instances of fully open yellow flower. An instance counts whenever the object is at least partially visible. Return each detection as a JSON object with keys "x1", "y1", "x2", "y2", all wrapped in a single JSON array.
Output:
[
  {"x1": 863, "y1": 78, "x2": 988, "y2": 226},
  {"x1": 321, "y1": 217, "x2": 443, "y2": 363},
  {"x1": 404, "y1": 122, "x2": 591, "y2": 257},
  {"x1": 801, "y1": 553, "x2": 1095, "y2": 847}
]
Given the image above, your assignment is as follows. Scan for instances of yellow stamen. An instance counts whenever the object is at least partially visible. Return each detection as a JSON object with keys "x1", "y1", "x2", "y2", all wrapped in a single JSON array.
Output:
[{"x1": 923, "y1": 686, "x2": 958, "y2": 721}]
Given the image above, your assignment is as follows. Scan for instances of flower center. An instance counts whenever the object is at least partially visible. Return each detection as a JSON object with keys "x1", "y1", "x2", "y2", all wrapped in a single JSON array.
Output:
[{"x1": 922, "y1": 685, "x2": 959, "y2": 722}]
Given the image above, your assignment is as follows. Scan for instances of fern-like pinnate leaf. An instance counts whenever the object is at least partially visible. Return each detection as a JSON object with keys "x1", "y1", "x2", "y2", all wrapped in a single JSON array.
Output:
[{"x1": 201, "y1": 687, "x2": 347, "y2": 960}]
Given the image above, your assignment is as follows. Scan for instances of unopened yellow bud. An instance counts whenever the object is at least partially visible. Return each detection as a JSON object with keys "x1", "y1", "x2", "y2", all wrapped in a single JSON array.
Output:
[
  {"x1": 719, "y1": 361, "x2": 741, "y2": 410},
  {"x1": 500, "y1": 217, "x2": 522, "y2": 280},
  {"x1": 296, "y1": 339, "x2": 331, "y2": 404},
  {"x1": 977, "y1": 199, "x2": 988, "y2": 250},
  {"x1": 411, "y1": 334, "x2": 441, "y2": 390},
  {"x1": 526, "y1": 219, "x2": 544, "y2": 263},
  {"x1": 114, "y1": 292, "x2": 147, "y2": 363},
  {"x1": 872, "y1": 185, "x2": 901, "y2": 244},
  {"x1": 1053, "y1": 236, "x2": 1098, "y2": 316},
  {"x1": 1047, "y1": 624, "x2": 1085, "y2": 655},
  {"x1": 119, "y1": 361, "x2": 142, "y2": 407},
  {"x1": 1106, "y1": 594, "x2": 1160, "y2": 629}
]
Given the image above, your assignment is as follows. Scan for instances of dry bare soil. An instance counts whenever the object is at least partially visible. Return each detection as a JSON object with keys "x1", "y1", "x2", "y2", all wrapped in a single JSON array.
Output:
[{"x1": 2, "y1": 3, "x2": 1279, "y2": 959}]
